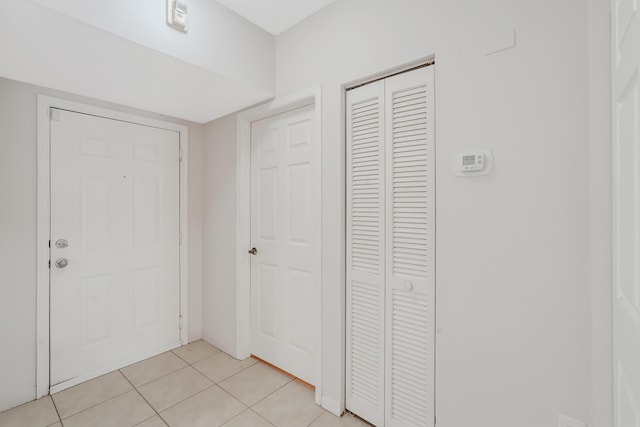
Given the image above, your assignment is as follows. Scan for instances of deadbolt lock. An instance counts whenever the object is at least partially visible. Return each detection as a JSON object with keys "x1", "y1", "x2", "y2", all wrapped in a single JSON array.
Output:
[{"x1": 55, "y1": 239, "x2": 69, "y2": 249}]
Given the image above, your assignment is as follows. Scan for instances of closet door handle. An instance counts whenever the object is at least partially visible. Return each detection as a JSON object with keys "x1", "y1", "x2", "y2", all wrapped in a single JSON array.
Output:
[{"x1": 248, "y1": 247, "x2": 257, "y2": 255}]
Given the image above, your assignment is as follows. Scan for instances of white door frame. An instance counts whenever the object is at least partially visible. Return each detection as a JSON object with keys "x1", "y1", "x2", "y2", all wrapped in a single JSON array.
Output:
[
  {"x1": 236, "y1": 86, "x2": 322, "y2": 404},
  {"x1": 36, "y1": 95, "x2": 189, "y2": 398}
]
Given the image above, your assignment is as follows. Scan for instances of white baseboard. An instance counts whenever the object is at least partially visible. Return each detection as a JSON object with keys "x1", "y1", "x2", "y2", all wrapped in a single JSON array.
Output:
[
  {"x1": 201, "y1": 335, "x2": 245, "y2": 360},
  {"x1": 321, "y1": 396, "x2": 343, "y2": 417}
]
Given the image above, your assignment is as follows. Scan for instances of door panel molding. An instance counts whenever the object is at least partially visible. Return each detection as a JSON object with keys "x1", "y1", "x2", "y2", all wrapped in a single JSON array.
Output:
[
  {"x1": 236, "y1": 85, "x2": 322, "y2": 405},
  {"x1": 36, "y1": 95, "x2": 189, "y2": 398}
]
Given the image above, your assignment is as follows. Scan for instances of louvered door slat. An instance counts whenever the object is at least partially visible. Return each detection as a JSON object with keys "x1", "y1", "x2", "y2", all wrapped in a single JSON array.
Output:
[
  {"x1": 346, "y1": 80, "x2": 386, "y2": 427},
  {"x1": 385, "y1": 66, "x2": 435, "y2": 427}
]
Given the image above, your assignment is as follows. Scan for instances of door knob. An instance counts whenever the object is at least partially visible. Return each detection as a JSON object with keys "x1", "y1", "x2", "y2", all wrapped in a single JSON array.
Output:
[
  {"x1": 248, "y1": 247, "x2": 257, "y2": 255},
  {"x1": 55, "y1": 258, "x2": 68, "y2": 269}
]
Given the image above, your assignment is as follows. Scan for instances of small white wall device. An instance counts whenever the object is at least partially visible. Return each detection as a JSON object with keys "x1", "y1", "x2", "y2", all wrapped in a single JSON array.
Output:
[
  {"x1": 167, "y1": 0, "x2": 188, "y2": 32},
  {"x1": 452, "y1": 149, "x2": 494, "y2": 177}
]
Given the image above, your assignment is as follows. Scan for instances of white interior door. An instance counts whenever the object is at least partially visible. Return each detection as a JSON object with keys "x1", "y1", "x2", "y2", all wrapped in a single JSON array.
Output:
[
  {"x1": 250, "y1": 104, "x2": 319, "y2": 385},
  {"x1": 612, "y1": 1, "x2": 640, "y2": 425},
  {"x1": 50, "y1": 109, "x2": 181, "y2": 389}
]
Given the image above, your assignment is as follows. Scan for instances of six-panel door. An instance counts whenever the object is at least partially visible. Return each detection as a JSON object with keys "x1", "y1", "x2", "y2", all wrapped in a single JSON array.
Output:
[
  {"x1": 50, "y1": 109, "x2": 181, "y2": 387},
  {"x1": 250, "y1": 105, "x2": 319, "y2": 385}
]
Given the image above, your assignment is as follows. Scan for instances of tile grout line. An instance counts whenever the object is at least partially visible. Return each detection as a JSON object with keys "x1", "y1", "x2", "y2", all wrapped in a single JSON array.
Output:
[
  {"x1": 131, "y1": 413, "x2": 165, "y2": 427},
  {"x1": 250, "y1": 408, "x2": 276, "y2": 427},
  {"x1": 246, "y1": 375, "x2": 295, "y2": 408},
  {"x1": 135, "y1": 355, "x2": 261, "y2": 426},
  {"x1": 121, "y1": 342, "x2": 220, "y2": 389},
  {"x1": 126, "y1": 343, "x2": 212, "y2": 424},
  {"x1": 202, "y1": 386, "x2": 257, "y2": 426},
  {"x1": 170, "y1": 343, "x2": 222, "y2": 366},
  {"x1": 122, "y1": 344, "x2": 226, "y2": 423},
  {"x1": 48, "y1": 394, "x2": 63, "y2": 425},
  {"x1": 306, "y1": 410, "x2": 326, "y2": 426},
  {"x1": 200, "y1": 358, "x2": 296, "y2": 423},
  {"x1": 123, "y1": 356, "x2": 189, "y2": 388},
  {"x1": 201, "y1": 357, "x2": 273, "y2": 397},
  {"x1": 54, "y1": 390, "x2": 130, "y2": 422},
  {"x1": 48, "y1": 344, "x2": 327, "y2": 427},
  {"x1": 0, "y1": 344, "x2": 219, "y2": 426},
  {"x1": 169, "y1": 349, "x2": 193, "y2": 365},
  {"x1": 51, "y1": 375, "x2": 134, "y2": 422},
  {"x1": 142, "y1": 346, "x2": 229, "y2": 415},
  {"x1": 221, "y1": 407, "x2": 275, "y2": 427},
  {"x1": 225, "y1": 358, "x2": 259, "y2": 379},
  {"x1": 192, "y1": 355, "x2": 260, "y2": 384},
  {"x1": 120, "y1": 368, "x2": 164, "y2": 424},
  {"x1": 241, "y1": 369, "x2": 327, "y2": 427},
  {"x1": 149, "y1": 383, "x2": 219, "y2": 416},
  {"x1": 151, "y1": 349, "x2": 256, "y2": 418},
  {"x1": 133, "y1": 364, "x2": 197, "y2": 389}
]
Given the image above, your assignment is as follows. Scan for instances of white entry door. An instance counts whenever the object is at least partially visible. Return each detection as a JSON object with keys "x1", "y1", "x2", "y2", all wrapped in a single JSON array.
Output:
[
  {"x1": 612, "y1": 0, "x2": 640, "y2": 425},
  {"x1": 50, "y1": 109, "x2": 181, "y2": 389},
  {"x1": 249, "y1": 105, "x2": 319, "y2": 385}
]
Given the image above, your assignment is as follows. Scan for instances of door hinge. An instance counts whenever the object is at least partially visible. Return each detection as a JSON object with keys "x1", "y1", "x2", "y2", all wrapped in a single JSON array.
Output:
[
  {"x1": 50, "y1": 108, "x2": 60, "y2": 121},
  {"x1": 48, "y1": 240, "x2": 51, "y2": 248},
  {"x1": 48, "y1": 259, "x2": 51, "y2": 269},
  {"x1": 179, "y1": 316, "x2": 184, "y2": 330}
]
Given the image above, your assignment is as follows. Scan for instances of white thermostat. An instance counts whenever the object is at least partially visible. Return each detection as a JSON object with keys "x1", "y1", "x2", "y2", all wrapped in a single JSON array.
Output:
[{"x1": 452, "y1": 149, "x2": 493, "y2": 177}]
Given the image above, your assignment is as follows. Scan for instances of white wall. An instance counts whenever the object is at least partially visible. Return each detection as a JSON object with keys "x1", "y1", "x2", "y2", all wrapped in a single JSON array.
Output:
[
  {"x1": 30, "y1": 0, "x2": 274, "y2": 94},
  {"x1": 0, "y1": 76, "x2": 204, "y2": 411},
  {"x1": 0, "y1": 0, "x2": 274, "y2": 123},
  {"x1": 276, "y1": 1, "x2": 441, "y2": 414},
  {"x1": 204, "y1": 0, "x2": 600, "y2": 425},
  {"x1": 188, "y1": 124, "x2": 204, "y2": 343},
  {"x1": 431, "y1": 3, "x2": 590, "y2": 425},
  {"x1": 588, "y1": 0, "x2": 613, "y2": 425},
  {"x1": 202, "y1": 114, "x2": 239, "y2": 355}
]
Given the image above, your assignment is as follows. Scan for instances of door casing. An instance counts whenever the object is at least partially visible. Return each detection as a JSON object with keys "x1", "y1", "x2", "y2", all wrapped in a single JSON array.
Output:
[
  {"x1": 611, "y1": 0, "x2": 640, "y2": 423},
  {"x1": 236, "y1": 86, "x2": 322, "y2": 405},
  {"x1": 36, "y1": 95, "x2": 189, "y2": 397}
]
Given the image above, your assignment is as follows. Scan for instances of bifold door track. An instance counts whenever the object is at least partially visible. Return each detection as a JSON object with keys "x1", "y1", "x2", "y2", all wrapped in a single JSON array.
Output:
[
  {"x1": 346, "y1": 59, "x2": 435, "y2": 91},
  {"x1": 343, "y1": 410, "x2": 376, "y2": 426}
]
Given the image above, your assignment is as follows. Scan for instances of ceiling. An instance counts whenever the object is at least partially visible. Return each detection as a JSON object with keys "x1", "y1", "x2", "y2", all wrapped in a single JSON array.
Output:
[
  {"x1": 215, "y1": 0, "x2": 338, "y2": 35},
  {"x1": 1, "y1": 0, "x2": 339, "y2": 124}
]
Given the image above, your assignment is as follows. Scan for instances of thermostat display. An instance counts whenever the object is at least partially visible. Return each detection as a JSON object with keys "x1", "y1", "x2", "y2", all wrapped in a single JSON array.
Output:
[
  {"x1": 463, "y1": 155, "x2": 479, "y2": 167},
  {"x1": 461, "y1": 153, "x2": 484, "y2": 171},
  {"x1": 453, "y1": 150, "x2": 493, "y2": 177}
]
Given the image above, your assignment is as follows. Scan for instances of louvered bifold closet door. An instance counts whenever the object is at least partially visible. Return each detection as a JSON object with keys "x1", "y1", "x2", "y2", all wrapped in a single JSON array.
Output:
[
  {"x1": 346, "y1": 80, "x2": 386, "y2": 427},
  {"x1": 384, "y1": 66, "x2": 435, "y2": 427}
]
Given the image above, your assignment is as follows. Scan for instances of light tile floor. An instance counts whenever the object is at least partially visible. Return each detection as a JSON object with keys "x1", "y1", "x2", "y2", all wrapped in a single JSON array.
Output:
[{"x1": 0, "y1": 340, "x2": 371, "y2": 427}]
